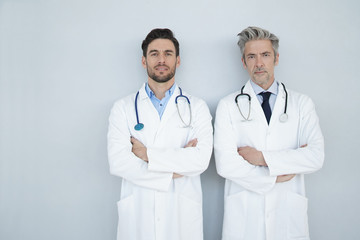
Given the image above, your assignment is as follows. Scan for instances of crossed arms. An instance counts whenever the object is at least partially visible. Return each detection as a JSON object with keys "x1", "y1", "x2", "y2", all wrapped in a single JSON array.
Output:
[
  {"x1": 131, "y1": 137, "x2": 198, "y2": 179},
  {"x1": 237, "y1": 145, "x2": 307, "y2": 183},
  {"x1": 108, "y1": 98, "x2": 213, "y2": 191}
]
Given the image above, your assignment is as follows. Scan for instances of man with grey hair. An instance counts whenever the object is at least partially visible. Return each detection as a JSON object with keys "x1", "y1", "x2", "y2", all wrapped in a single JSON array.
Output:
[{"x1": 214, "y1": 26, "x2": 324, "y2": 240}]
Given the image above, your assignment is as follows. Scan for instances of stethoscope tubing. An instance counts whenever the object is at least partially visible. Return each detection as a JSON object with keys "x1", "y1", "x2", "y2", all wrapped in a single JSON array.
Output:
[
  {"x1": 281, "y1": 82, "x2": 288, "y2": 115},
  {"x1": 134, "y1": 87, "x2": 192, "y2": 130},
  {"x1": 235, "y1": 82, "x2": 288, "y2": 122},
  {"x1": 135, "y1": 91, "x2": 141, "y2": 125}
]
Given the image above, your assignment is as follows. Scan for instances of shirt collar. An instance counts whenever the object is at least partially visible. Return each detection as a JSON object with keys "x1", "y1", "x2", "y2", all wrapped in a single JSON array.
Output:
[
  {"x1": 145, "y1": 83, "x2": 176, "y2": 100},
  {"x1": 250, "y1": 79, "x2": 278, "y2": 95}
]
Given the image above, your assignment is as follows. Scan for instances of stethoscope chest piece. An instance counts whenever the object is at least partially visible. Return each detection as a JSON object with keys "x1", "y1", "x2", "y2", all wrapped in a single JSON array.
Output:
[
  {"x1": 134, "y1": 91, "x2": 144, "y2": 131},
  {"x1": 134, "y1": 123, "x2": 144, "y2": 131},
  {"x1": 279, "y1": 113, "x2": 288, "y2": 123}
]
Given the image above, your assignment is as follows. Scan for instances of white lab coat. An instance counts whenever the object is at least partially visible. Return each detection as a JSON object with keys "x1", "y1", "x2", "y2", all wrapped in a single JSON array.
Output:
[
  {"x1": 214, "y1": 80, "x2": 324, "y2": 240},
  {"x1": 108, "y1": 83, "x2": 213, "y2": 240}
]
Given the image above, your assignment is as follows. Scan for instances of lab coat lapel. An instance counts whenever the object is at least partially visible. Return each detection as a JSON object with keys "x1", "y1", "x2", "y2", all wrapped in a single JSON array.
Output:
[
  {"x1": 158, "y1": 84, "x2": 179, "y2": 127},
  {"x1": 245, "y1": 81, "x2": 268, "y2": 126},
  {"x1": 137, "y1": 83, "x2": 161, "y2": 133},
  {"x1": 269, "y1": 81, "x2": 286, "y2": 128},
  {"x1": 138, "y1": 83, "x2": 160, "y2": 119}
]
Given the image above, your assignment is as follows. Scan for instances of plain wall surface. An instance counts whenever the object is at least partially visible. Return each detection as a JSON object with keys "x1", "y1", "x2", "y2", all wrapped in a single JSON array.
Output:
[{"x1": 1, "y1": 0, "x2": 360, "y2": 239}]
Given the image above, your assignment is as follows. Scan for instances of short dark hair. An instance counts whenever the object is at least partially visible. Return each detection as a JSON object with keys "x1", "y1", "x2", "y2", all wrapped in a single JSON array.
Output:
[{"x1": 141, "y1": 28, "x2": 180, "y2": 57}]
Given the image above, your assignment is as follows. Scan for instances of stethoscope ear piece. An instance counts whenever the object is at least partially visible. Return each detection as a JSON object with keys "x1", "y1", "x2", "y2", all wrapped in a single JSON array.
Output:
[{"x1": 134, "y1": 123, "x2": 144, "y2": 131}]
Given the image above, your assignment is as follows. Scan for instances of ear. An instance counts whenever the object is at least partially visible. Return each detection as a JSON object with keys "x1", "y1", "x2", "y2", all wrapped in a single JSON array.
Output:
[
  {"x1": 141, "y1": 56, "x2": 147, "y2": 69},
  {"x1": 241, "y1": 57, "x2": 247, "y2": 69},
  {"x1": 176, "y1": 56, "x2": 181, "y2": 67},
  {"x1": 274, "y1": 53, "x2": 279, "y2": 66}
]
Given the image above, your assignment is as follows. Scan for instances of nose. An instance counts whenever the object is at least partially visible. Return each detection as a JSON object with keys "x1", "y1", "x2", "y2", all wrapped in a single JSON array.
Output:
[
  {"x1": 255, "y1": 56, "x2": 264, "y2": 68},
  {"x1": 158, "y1": 53, "x2": 166, "y2": 64}
]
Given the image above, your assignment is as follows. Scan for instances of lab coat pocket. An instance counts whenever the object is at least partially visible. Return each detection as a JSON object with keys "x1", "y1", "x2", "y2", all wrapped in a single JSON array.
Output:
[
  {"x1": 286, "y1": 192, "x2": 309, "y2": 239},
  {"x1": 117, "y1": 195, "x2": 136, "y2": 240},
  {"x1": 223, "y1": 191, "x2": 247, "y2": 240},
  {"x1": 178, "y1": 195, "x2": 203, "y2": 240}
]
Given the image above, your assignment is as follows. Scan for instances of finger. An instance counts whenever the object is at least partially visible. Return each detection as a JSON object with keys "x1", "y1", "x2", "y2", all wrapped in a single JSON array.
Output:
[
  {"x1": 131, "y1": 137, "x2": 143, "y2": 147},
  {"x1": 131, "y1": 139, "x2": 139, "y2": 146},
  {"x1": 238, "y1": 147, "x2": 247, "y2": 153},
  {"x1": 238, "y1": 148, "x2": 246, "y2": 156},
  {"x1": 191, "y1": 138, "x2": 198, "y2": 147},
  {"x1": 185, "y1": 142, "x2": 195, "y2": 148},
  {"x1": 173, "y1": 173, "x2": 183, "y2": 179},
  {"x1": 185, "y1": 138, "x2": 197, "y2": 148},
  {"x1": 184, "y1": 142, "x2": 191, "y2": 148},
  {"x1": 190, "y1": 138, "x2": 198, "y2": 145}
]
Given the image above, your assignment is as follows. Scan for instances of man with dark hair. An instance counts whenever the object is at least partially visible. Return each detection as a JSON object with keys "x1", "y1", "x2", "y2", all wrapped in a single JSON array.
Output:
[
  {"x1": 108, "y1": 28, "x2": 213, "y2": 240},
  {"x1": 141, "y1": 28, "x2": 180, "y2": 57},
  {"x1": 214, "y1": 26, "x2": 324, "y2": 240}
]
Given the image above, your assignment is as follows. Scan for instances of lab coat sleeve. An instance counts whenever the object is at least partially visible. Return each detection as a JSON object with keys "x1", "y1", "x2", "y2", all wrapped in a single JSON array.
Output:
[
  {"x1": 214, "y1": 98, "x2": 277, "y2": 195},
  {"x1": 147, "y1": 99, "x2": 213, "y2": 176},
  {"x1": 107, "y1": 100, "x2": 173, "y2": 191},
  {"x1": 264, "y1": 97, "x2": 325, "y2": 176}
]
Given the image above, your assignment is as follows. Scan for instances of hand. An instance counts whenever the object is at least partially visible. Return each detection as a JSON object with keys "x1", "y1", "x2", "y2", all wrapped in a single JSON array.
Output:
[
  {"x1": 185, "y1": 138, "x2": 198, "y2": 148},
  {"x1": 274, "y1": 145, "x2": 304, "y2": 182},
  {"x1": 276, "y1": 174, "x2": 296, "y2": 183},
  {"x1": 173, "y1": 139, "x2": 198, "y2": 179},
  {"x1": 130, "y1": 137, "x2": 148, "y2": 162},
  {"x1": 172, "y1": 173, "x2": 183, "y2": 179},
  {"x1": 238, "y1": 146, "x2": 267, "y2": 166}
]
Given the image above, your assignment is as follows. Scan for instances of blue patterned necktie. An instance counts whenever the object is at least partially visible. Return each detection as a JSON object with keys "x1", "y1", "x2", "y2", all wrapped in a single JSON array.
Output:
[{"x1": 259, "y1": 92, "x2": 272, "y2": 124}]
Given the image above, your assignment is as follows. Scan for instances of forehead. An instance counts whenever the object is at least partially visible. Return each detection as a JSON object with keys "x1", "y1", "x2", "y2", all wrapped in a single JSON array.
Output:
[
  {"x1": 244, "y1": 39, "x2": 273, "y2": 54},
  {"x1": 147, "y1": 39, "x2": 176, "y2": 53}
]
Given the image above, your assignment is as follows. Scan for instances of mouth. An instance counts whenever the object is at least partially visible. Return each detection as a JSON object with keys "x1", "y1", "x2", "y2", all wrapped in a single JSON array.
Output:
[
  {"x1": 155, "y1": 65, "x2": 169, "y2": 71},
  {"x1": 254, "y1": 70, "x2": 266, "y2": 75}
]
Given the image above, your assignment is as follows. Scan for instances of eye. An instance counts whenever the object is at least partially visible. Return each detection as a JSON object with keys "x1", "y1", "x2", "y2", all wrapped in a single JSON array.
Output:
[{"x1": 263, "y1": 53, "x2": 271, "y2": 57}]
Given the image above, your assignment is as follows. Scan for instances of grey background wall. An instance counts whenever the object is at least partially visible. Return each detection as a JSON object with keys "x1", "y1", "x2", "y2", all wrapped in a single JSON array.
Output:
[{"x1": 1, "y1": 0, "x2": 359, "y2": 239}]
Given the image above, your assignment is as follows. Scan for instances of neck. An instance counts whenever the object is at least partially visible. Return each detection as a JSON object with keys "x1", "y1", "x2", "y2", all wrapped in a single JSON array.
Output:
[
  {"x1": 255, "y1": 78, "x2": 275, "y2": 91},
  {"x1": 147, "y1": 79, "x2": 175, "y2": 100}
]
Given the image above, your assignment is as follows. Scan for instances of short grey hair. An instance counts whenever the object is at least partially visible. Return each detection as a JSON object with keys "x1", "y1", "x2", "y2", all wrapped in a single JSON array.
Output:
[{"x1": 237, "y1": 26, "x2": 279, "y2": 61}]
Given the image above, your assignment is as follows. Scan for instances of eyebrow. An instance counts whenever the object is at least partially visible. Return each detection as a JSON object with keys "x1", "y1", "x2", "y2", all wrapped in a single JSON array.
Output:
[
  {"x1": 246, "y1": 51, "x2": 272, "y2": 57},
  {"x1": 148, "y1": 49, "x2": 175, "y2": 54},
  {"x1": 262, "y1": 51, "x2": 272, "y2": 55}
]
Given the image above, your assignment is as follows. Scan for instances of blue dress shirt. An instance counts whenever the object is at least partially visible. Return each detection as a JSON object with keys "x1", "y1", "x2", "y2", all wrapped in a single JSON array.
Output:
[
  {"x1": 250, "y1": 80, "x2": 278, "y2": 111},
  {"x1": 145, "y1": 83, "x2": 176, "y2": 119}
]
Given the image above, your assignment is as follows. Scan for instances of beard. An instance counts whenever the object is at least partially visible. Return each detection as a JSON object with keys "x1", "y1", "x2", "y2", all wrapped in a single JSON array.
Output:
[
  {"x1": 146, "y1": 64, "x2": 177, "y2": 83},
  {"x1": 251, "y1": 68, "x2": 271, "y2": 87}
]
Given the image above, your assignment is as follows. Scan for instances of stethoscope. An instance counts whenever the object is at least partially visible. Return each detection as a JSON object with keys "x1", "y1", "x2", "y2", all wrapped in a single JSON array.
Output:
[
  {"x1": 134, "y1": 87, "x2": 192, "y2": 131},
  {"x1": 234, "y1": 82, "x2": 288, "y2": 122}
]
